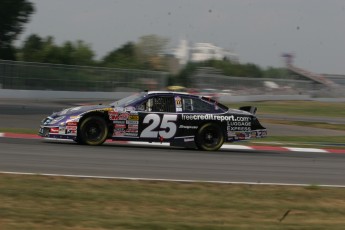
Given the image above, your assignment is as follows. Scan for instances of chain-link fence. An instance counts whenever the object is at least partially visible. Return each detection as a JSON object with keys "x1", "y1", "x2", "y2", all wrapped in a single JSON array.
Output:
[{"x1": 0, "y1": 60, "x2": 168, "y2": 91}]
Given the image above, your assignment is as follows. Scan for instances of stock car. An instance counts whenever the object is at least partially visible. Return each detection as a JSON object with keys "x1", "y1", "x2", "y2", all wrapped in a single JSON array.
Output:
[{"x1": 39, "y1": 91, "x2": 267, "y2": 151}]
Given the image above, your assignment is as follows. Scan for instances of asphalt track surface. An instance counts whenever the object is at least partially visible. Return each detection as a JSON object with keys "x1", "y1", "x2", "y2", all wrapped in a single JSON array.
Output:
[
  {"x1": 1, "y1": 137, "x2": 345, "y2": 186},
  {"x1": 0, "y1": 99, "x2": 344, "y2": 186}
]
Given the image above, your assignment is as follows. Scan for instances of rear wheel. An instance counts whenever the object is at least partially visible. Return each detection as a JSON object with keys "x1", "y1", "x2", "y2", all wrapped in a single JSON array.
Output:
[
  {"x1": 78, "y1": 116, "x2": 108, "y2": 145},
  {"x1": 195, "y1": 123, "x2": 224, "y2": 151}
]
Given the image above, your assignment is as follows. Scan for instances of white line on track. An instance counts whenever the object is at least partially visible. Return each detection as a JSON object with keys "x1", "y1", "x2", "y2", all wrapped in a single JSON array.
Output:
[
  {"x1": 1, "y1": 171, "x2": 344, "y2": 188},
  {"x1": 127, "y1": 141, "x2": 254, "y2": 150},
  {"x1": 285, "y1": 147, "x2": 328, "y2": 153}
]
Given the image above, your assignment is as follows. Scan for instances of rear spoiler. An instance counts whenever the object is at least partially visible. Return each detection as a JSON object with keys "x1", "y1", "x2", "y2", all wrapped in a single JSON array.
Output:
[{"x1": 239, "y1": 106, "x2": 257, "y2": 115}]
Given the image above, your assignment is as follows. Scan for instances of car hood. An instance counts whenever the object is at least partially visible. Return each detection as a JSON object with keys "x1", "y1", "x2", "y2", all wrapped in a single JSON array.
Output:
[{"x1": 54, "y1": 104, "x2": 112, "y2": 117}]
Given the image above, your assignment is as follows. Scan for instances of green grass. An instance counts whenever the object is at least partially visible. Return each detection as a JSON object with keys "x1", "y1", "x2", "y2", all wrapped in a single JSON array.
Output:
[
  {"x1": 1, "y1": 174, "x2": 345, "y2": 230},
  {"x1": 261, "y1": 119, "x2": 345, "y2": 131},
  {"x1": 229, "y1": 101, "x2": 345, "y2": 118}
]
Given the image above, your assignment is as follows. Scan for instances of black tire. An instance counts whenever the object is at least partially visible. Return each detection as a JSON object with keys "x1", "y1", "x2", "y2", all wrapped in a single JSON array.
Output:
[
  {"x1": 78, "y1": 116, "x2": 108, "y2": 146},
  {"x1": 195, "y1": 123, "x2": 224, "y2": 151}
]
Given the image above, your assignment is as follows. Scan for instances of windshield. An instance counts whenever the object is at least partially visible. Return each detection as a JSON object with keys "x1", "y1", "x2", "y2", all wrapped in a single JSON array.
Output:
[{"x1": 110, "y1": 92, "x2": 147, "y2": 107}]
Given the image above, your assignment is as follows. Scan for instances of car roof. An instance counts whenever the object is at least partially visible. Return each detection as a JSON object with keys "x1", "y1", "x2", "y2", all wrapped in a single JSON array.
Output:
[{"x1": 146, "y1": 91, "x2": 198, "y2": 98}]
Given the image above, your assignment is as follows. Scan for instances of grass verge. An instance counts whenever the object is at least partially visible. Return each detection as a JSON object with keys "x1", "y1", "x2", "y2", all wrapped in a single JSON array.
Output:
[
  {"x1": 229, "y1": 101, "x2": 345, "y2": 118},
  {"x1": 261, "y1": 119, "x2": 345, "y2": 131},
  {"x1": 0, "y1": 174, "x2": 345, "y2": 230}
]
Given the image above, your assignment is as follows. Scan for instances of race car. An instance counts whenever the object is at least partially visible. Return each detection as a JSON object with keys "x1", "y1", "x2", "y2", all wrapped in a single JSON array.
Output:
[{"x1": 39, "y1": 91, "x2": 267, "y2": 151}]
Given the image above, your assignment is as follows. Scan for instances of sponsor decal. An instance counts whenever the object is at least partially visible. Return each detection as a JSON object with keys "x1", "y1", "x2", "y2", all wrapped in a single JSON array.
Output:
[
  {"x1": 66, "y1": 122, "x2": 78, "y2": 126},
  {"x1": 50, "y1": 127, "x2": 59, "y2": 133},
  {"x1": 234, "y1": 132, "x2": 251, "y2": 140},
  {"x1": 124, "y1": 132, "x2": 138, "y2": 137},
  {"x1": 179, "y1": 125, "x2": 198, "y2": 129},
  {"x1": 126, "y1": 120, "x2": 139, "y2": 125},
  {"x1": 66, "y1": 130, "x2": 77, "y2": 135},
  {"x1": 127, "y1": 124, "x2": 138, "y2": 129},
  {"x1": 227, "y1": 131, "x2": 235, "y2": 137},
  {"x1": 252, "y1": 130, "x2": 267, "y2": 138},
  {"x1": 175, "y1": 96, "x2": 182, "y2": 108},
  {"x1": 66, "y1": 126, "x2": 77, "y2": 131},
  {"x1": 59, "y1": 127, "x2": 66, "y2": 134},
  {"x1": 114, "y1": 124, "x2": 126, "y2": 129},
  {"x1": 113, "y1": 120, "x2": 125, "y2": 124},
  {"x1": 184, "y1": 137, "x2": 194, "y2": 142},
  {"x1": 182, "y1": 114, "x2": 251, "y2": 122},
  {"x1": 229, "y1": 127, "x2": 251, "y2": 131},
  {"x1": 228, "y1": 121, "x2": 251, "y2": 126},
  {"x1": 113, "y1": 130, "x2": 125, "y2": 136},
  {"x1": 129, "y1": 115, "x2": 139, "y2": 121},
  {"x1": 109, "y1": 111, "x2": 118, "y2": 120},
  {"x1": 236, "y1": 133, "x2": 246, "y2": 140},
  {"x1": 118, "y1": 112, "x2": 130, "y2": 120},
  {"x1": 126, "y1": 128, "x2": 138, "y2": 133},
  {"x1": 228, "y1": 120, "x2": 251, "y2": 131},
  {"x1": 125, "y1": 125, "x2": 139, "y2": 137},
  {"x1": 109, "y1": 111, "x2": 130, "y2": 120}
]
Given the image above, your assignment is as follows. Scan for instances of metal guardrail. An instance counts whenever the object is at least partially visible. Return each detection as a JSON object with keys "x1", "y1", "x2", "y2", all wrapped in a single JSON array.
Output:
[{"x1": 0, "y1": 60, "x2": 168, "y2": 91}]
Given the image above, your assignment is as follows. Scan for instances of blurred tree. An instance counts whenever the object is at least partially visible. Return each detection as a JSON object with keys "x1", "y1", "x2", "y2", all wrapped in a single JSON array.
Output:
[
  {"x1": 0, "y1": 0, "x2": 34, "y2": 60},
  {"x1": 19, "y1": 34, "x2": 43, "y2": 61},
  {"x1": 263, "y1": 67, "x2": 288, "y2": 79},
  {"x1": 60, "y1": 40, "x2": 95, "y2": 65},
  {"x1": 135, "y1": 34, "x2": 169, "y2": 70},
  {"x1": 243, "y1": 63, "x2": 263, "y2": 78},
  {"x1": 18, "y1": 34, "x2": 95, "y2": 65},
  {"x1": 101, "y1": 42, "x2": 143, "y2": 68}
]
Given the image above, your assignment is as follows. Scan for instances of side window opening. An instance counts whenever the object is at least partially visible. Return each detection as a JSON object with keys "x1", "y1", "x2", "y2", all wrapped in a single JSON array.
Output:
[
  {"x1": 146, "y1": 96, "x2": 175, "y2": 112},
  {"x1": 182, "y1": 97, "x2": 226, "y2": 113},
  {"x1": 182, "y1": 98, "x2": 193, "y2": 112}
]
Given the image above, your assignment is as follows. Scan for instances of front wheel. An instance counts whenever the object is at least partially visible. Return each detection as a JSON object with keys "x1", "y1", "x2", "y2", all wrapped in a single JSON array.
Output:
[
  {"x1": 78, "y1": 116, "x2": 108, "y2": 145},
  {"x1": 195, "y1": 123, "x2": 224, "y2": 151}
]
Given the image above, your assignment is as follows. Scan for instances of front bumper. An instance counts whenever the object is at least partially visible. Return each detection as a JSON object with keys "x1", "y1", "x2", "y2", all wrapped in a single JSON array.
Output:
[{"x1": 38, "y1": 126, "x2": 77, "y2": 140}]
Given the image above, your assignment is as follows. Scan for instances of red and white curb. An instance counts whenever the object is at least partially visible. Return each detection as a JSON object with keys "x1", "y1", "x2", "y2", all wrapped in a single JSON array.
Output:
[{"x1": 1, "y1": 132, "x2": 345, "y2": 154}]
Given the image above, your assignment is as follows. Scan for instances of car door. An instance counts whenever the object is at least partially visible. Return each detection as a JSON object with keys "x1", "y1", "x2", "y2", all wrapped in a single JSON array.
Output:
[{"x1": 138, "y1": 95, "x2": 179, "y2": 141}]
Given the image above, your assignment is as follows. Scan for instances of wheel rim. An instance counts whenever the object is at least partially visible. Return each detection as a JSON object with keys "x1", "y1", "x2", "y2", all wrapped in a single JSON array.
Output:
[
  {"x1": 202, "y1": 127, "x2": 220, "y2": 147},
  {"x1": 84, "y1": 121, "x2": 104, "y2": 142}
]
